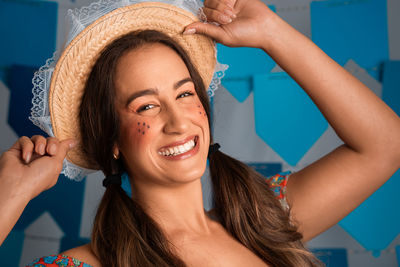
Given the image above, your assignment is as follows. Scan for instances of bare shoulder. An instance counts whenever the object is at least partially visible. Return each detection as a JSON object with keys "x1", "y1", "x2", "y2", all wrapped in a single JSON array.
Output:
[{"x1": 62, "y1": 243, "x2": 101, "y2": 267}]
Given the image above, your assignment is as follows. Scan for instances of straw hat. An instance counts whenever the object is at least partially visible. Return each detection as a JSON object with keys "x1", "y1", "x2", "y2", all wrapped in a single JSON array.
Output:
[{"x1": 48, "y1": 2, "x2": 216, "y2": 170}]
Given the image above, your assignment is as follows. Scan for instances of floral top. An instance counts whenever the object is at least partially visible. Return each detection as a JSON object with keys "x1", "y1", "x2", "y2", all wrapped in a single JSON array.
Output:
[
  {"x1": 265, "y1": 171, "x2": 291, "y2": 211},
  {"x1": 26, "y1": 172, "x2": 290, "y2": 267},
  {"x1": 27, "y1": 254, "x2": 93, "y2": 267}
]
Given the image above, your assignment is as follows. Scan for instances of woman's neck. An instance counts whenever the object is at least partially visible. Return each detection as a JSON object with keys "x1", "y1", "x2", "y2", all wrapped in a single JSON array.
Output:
[{"x1": 131, "y1": 177, "x2": 215, "y2": 239}]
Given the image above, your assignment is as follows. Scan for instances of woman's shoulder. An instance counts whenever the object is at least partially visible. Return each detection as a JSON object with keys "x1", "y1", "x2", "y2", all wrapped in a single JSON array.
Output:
[{"x1": 27, "y1": 244, "x2": 100, "y2": 267}]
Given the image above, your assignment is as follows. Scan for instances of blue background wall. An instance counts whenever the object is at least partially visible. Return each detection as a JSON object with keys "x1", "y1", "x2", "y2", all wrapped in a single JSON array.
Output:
[{"x1": 0, "y1": 0, "x2": 399, "y2": 266}]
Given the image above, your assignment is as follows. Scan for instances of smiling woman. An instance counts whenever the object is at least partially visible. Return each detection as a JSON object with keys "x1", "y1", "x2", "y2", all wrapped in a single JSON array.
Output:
[
  {"x1": 77, "y1": 30, "x2": 319, "y2": 266},
  {"x1": 0, "y1": 0, "x2": 399, "y2": 266}
]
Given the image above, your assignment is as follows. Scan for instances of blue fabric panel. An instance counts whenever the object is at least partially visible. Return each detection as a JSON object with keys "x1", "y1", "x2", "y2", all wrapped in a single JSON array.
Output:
[
  {"x1": 339, "y1": 169, "x2": 400, "y2": 252},
  {"x1": 0, "y1": 230, "x2": 24, "y2": 266},
  {"x1": 216, "y1": 6, "x2": 276, "y2": 102},
  {"x1": 7, "y1": 65, "x2": 48, "y2": 137},
  {"x1": 311, "y1": 248, "x2": 348, "y2": 267},
  {"x1": 0, "y1": 0, "x2": 58, "y2": 72},
  {"x1": 253, "y1": 73, "x2": 328, "y2": 166},
  {"x1": 14, "y1": 174, "x2": 85, "y2": 238},
  {"x1": 247, "y1": 162, "x2": 282, "y2": 178},
  {"x1": 382, "y1": 61, "x2": 400, "y2": 117},
  {"x1": 310, "y1": 0, "x2": 389, "y2": 80},
  {"x1": 396, "y1": 245, "x2": 400, "y2": 267}
]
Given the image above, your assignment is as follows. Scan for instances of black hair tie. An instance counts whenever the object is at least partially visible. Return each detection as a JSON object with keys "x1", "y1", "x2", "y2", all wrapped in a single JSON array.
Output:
[
  {"x1": 208, "y1": 143, "x2": 221, "y2": 158},
  {"x1": 103, "y1": 174, "x2": 122, "y2": 187}
]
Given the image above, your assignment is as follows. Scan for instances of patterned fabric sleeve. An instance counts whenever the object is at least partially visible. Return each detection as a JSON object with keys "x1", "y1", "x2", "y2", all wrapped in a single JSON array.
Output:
[
  {"x1": 265, "y1": 171, "x2": 291, "y2": 211},
  {"x1": 26, "y1": 254, "x2": 93, "y2": 267}
]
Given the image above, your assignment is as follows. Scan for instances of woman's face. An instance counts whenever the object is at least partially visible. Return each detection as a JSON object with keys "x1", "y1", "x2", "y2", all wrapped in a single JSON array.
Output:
[{"x1": 114, "y1": 43, "x2": 210, "y2": 186}]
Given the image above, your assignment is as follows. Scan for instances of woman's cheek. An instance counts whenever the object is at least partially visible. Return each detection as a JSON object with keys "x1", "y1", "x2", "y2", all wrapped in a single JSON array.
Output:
[
  {"x1": 121, "y1": 119, "x2": 154, "y2": 147},
  {"x1": 135, "y1": 120, "x2": 152, "y2": 136},
  {"x1": 195, "y1": 104, "x2": 208, "y2": 121}
]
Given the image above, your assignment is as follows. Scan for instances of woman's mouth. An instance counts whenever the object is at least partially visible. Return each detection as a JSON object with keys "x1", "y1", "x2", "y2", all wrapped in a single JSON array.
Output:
[{"x1": 158, "y1": 136, "x2": 199, "y2": 160}]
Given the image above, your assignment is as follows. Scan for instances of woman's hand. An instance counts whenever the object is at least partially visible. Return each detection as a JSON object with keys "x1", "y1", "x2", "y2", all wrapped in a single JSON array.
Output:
[
  {"x1": 184, "y1": 0, "x2": 277, "y2": 48},
  {"x1": 0, "y1": 136, "x2": 76, "y2": 201},
  {"x1": 0, "y1": 136, "x2": 75, "y2": 245}
]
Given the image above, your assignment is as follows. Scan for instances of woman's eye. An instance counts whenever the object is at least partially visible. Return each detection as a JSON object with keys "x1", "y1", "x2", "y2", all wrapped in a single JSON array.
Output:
[
  {"x1": 177, "y1": 91, "x2": 194, "y2": 99},
  {"x1": 137, "y1": 104, "x2": 156, "y2": 113}
]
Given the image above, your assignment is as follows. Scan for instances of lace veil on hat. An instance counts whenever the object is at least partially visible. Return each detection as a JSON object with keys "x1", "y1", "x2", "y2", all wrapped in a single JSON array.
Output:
[{"x1": 29, "y1": 0, "x2": 228, "y2": 181}]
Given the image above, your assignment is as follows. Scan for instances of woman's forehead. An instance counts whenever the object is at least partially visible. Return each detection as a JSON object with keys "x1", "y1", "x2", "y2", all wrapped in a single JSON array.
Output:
[{"x1": 115, "y1": 43, "x2": 191, "y2": 94}]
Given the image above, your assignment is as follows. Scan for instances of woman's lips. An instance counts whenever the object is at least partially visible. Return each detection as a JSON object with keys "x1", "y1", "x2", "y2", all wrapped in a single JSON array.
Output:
[{"x1": 158, "y1": 136, "x2": 199, "y2": 161}]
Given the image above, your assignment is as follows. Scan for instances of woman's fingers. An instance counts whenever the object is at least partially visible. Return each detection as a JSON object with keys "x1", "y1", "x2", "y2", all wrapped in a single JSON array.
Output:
[
  {"x1": 18, "y1": 136, "x2": 34, "y2": 163},
  {"x1": 184, "y1": 21, "x2": 229, "y2": 44},
  {"x1": 202, "y1": 7, "x2": 235, "y2": 24},
  {"x1": 45, "y1": 137, "x2": 60, "y2": 156},
  {"x1": 202, "y1": 0, "x2": 237, "y2": 24},
  {"x1": 204, "y1": 0, "x2": 236, "y2": 11},
  {"x1": 11, "y1": 136, "x2": 76, "y2": 164},
  {"x1": 53, "y1": 139, "x2": 76, "y2": 162},
  {"x1": 0, "y1": 136, "x2": 77, "y2": 200},
  {"x1": 31, "y1": 135, "x2": 47, "y2": 155}
]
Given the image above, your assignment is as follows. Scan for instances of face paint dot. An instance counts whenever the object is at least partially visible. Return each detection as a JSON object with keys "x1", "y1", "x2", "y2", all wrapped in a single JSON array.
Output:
[
  {"x1": 138, "y1": 122, "x2": 140, "y2": 125},
  {"x1": 142, "y1": 131, "x2": 145, "y2": 135},
  {"x1": 143, "y1": 122, "x2": 145, "y2": 126},
  {"x1": 199, "y1": 112, "x2": 202, "y2": 114},
  {"x1": 138, "y1": 129, "x2": 141, "y2": 133},
  {"x1": 147, "y1": 125, "x2": 150, "y2": 128}
]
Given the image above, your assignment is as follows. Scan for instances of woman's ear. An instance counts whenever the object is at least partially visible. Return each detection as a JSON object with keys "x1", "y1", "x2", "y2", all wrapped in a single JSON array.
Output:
[{"x1": 112, "y1": 145, "x2": 120, "y2": 160}]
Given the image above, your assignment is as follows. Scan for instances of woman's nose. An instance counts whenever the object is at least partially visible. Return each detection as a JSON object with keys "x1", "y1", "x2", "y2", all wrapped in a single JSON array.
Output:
[{"x1": 162, "y1": 105, "x2": 190, "y2": 134}]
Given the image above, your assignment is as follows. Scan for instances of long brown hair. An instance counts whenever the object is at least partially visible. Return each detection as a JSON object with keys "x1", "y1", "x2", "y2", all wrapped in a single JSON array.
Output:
[{"x1": 79, "y1": 30, "x2": 324, "y2": 266}]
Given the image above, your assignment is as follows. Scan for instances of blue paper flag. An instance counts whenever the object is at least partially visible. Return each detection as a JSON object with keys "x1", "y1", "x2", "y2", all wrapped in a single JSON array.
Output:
[
  {"x1": 60, "y1": 236, "x2": 90, "y2": 253},
  {"x1": 310, "y1": 0, "x2": 389, "y2": 79},
  {"x1": 247, "y1": 163, "x2": 282, "y2": 178},
  {"x1": 7, "y1": 65, "x2": 47, "y2": 137},
  {"x1": 216, "y1": 5, "x2": 276, "y2": 102},
  {"x1": 253, "y1": 73, "x2": 328, "y2": 166},
  {"x1": 221, "y1": 78, "x2": 252, "y2": 103},
  {"x1": 0, "y1": 0, "x2": 58, "y2": 80},
  {"x1": 339, "y1": 169, "x2": 400, "y2": 253},
  {"x1": 14, "y1": 174, "x2": 85, "y2": 238},
  {"x1": 337, "y1": 60, "x2": 400, "y2": 253},
  {"x1": 311, "y1": 248, "x2": 348, "y2": 267},
  {"x1": 382, "y1": 61, "x2": 400, "y2": 117},
  {"x1": 0, "y1": 230, "x2": 24, "y2": 266}
]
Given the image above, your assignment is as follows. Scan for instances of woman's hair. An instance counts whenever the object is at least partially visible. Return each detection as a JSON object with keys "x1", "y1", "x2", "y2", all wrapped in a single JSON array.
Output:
[{"x1": 79, "y1": 30, "x2": 323, "y2": 266}]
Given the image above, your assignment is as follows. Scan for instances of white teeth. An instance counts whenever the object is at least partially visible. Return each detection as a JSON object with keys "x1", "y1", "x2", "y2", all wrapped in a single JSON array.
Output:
[
  {"x1": 184, "y1": 143, "x2": 190, "y2": 150},
  {"x1": 159, "y1": 138, "x2": 196, "y2": 156}
]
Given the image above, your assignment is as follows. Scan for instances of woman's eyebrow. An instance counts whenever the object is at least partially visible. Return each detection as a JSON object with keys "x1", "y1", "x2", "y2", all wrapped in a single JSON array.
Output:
[
  {"x1": 126, "y1": 88, "x2": 159, "y2": 107},
  {"x1": 173, "y1": 77, "x2": 193, "y2": 90},
  {"x1": 125, "y1": 77, "x2": 193, "y2": 106}
]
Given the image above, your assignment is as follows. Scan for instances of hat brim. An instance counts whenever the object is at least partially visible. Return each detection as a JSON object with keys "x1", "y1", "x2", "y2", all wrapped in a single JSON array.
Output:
[{"x1": 49, "y1": 2, "x2": 216, "y2": 170}]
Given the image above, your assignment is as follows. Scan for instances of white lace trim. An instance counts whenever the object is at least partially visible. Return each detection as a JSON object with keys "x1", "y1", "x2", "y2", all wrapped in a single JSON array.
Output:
[{"x1": 30, "y1": 0, "x2": 228, "y2": 181}]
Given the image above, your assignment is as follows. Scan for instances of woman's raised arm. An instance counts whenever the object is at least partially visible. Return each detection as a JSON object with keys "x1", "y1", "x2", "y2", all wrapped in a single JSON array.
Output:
[
  {"x1": 0, "y1": 136, "x2": 76, "y2": 245},
  {"x1": 184, "y1": 0, "x2": 400, "y2": 241}
]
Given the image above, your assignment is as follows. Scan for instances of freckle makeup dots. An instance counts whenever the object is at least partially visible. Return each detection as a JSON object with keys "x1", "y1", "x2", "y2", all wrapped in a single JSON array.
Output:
[{"x1": 137, "y1": 122, "x2": 150, "y2": 135}]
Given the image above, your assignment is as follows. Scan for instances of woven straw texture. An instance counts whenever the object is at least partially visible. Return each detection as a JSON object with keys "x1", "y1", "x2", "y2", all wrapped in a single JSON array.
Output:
[{"x1": 49, "y1": 2, "x2": 216, "y2": 169}]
